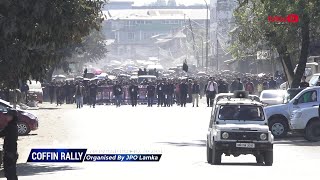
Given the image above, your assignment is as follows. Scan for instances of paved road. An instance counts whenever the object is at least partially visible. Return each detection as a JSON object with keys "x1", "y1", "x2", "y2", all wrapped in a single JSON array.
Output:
[{"x1": 1, "y1": 103, "x2": 320, "y2": 179}]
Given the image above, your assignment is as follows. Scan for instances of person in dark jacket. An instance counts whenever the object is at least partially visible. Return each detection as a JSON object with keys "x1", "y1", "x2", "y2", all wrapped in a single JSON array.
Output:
[
  {"x1": 129, "y1": 80, "x2": 139, "y2": 107},
  {"x1": 157, "y1": 81, "x2": 165, "y2": 107},
  {"x1": 218, "y1": 79, "x2": 229, "y2": 93},
  {"x1": 88, "y1": 81, "x2": 98, "y2": 108},
  {"x1": 49, "y1": 82, "x2": 55, "y2": 104},
  {"x1": 147, "y1": 82, "x2": 156, "y2": 107},
  {"x1": 113, "y1": 81, "x2": 123, "y2": 107},
  {"x1": 179, "y1": 80, "x2": 188, "y2": 107},
  {"x1": 299, "y1": 76, "x2": 309, "y2": 88},
  {"x1": 0, "y1": 109, "x2": 19, "y2": 180},
  {"x1": 166, "y1": 80, "x2": 175, "y2": 107},
  {"x1": 191, "y1": 80, "x2": 200, "y2": 107},
  {"x1": 269, "y1": 77, "x2": 277, "y2": 89}
]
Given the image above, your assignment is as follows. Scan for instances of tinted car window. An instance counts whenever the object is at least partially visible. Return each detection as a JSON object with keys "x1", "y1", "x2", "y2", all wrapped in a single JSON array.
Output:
[
  {"x1": 218, "y1": 105, "x2": 264, "y2": 121},
  {"x1": 298, "y1": 91, "x2": 317, "y2": 104}
]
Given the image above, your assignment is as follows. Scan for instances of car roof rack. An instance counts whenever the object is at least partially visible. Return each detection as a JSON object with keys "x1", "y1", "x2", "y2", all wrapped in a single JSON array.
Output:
[{"x1": 213, "y1": 91, "x2": 261, "y2": 106}]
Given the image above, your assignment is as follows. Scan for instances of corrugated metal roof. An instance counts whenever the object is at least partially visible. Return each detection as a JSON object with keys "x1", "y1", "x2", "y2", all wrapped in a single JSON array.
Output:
[{"x1": 104, "y1": 9, "x2": 209, "y2": 20}]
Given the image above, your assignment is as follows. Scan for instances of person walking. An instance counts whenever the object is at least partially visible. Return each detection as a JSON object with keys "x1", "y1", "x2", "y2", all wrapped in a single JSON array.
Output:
[
  {"x1": 129, "y1": 80, "x2": 139, "y2": 107},
  {"x1": 192, "y1": 80, "x2": 200, "y2": 107},
  {"x1": 245, "y1": 78, "x2": 255, "y2": 94},
  {"x1": 179, "y1": 80, "x2": 188, "y2": 107},
  {"x1": 75, "y1": 82, "x2": 84, "y2": 109},
  {"x1": 157, "y1": 81, "x2": 165, "y2": 107},
  {"x1": 113, "y1": 81, "x2": 123, "y2": 107},
  {"x1": 0, "y1": 109, "x2": 19, "y2": 180},
  {"x1": 49, "y1": 82, "x2": 55, "y2": 104},
  {"x1": 89, "y1": 81, "x2": 98, "y2": 108},
  {"x1": 147, "y1": 82, "x2": 156, "y2": 107},
  {"x1": 205, "y1": 77, "x2": 218, "y2": 107},
  {"x1": 230, "y1": 78, "x2": 244, "y2": 93}
]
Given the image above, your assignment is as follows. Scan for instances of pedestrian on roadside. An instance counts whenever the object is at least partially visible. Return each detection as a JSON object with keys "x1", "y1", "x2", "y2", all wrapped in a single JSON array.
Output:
[
  {"x1": 49, "y1": 82, "x2": 55, "y2": 104},
  {"x1": 192, "y1": 80, "x2": 200, "y2": 107},
  {"x1": 0, "y1": 109, "x2": 19, "y2": 180},
  {"x1": 157, "y1": 81, "x2": 165, "y2": 107}
]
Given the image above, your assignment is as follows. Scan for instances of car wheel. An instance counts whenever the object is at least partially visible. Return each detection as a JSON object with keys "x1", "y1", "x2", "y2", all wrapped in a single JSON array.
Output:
[
  {"x1": 269, "y1": 118, "x2": 288, "y2": 138},
  {"x1": 210, "y1": 146, "x2": 222, "y2": 165},
  {"x1": 305, "y1": 120, "x2": 320, "y2": 142},
  {"x1": 17, "y1": 122, "x2": 31, "y2": 135},
  {"x1": 255, "y1": 155, "x2": 264, "y2": 164},
  {"x1": 264, "y1": 151, "x2": 273, "y2": 166},
  {"x1": 207, "y1": 143, "x2": 213, "y2": 164}
]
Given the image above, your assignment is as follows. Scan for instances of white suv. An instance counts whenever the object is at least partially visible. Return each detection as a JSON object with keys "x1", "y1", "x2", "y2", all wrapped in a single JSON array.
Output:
[
  {"x1": 291, "y1": 106, "x2": 320, "y2": 142},
  {"x1": 207, "y1": 92, "x2": 274, "y2": 166}
]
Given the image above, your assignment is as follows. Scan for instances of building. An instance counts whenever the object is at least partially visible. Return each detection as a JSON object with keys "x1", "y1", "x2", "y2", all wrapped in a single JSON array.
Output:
[
  {"x1": 210, "y1": 0, "x2": 237, "y2": 70},
  {"x1": 103, "y1": 8, "x2": 208, "y2": 63},
  {"x1": 103, "y1": 0, "x2": 134, "y2": 10}
]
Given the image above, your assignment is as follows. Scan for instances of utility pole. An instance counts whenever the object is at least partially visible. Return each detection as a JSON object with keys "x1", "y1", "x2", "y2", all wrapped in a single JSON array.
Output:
[
  {"x1": 204, "y1": 0, "x2": 209, "y2": 73},
  {"x1": 201, "y1": 37, "x2": 204, "y2": 67},
  {"x1": 188, "y1": 18, "x2": 199, "y2": 67},
  {"x1": 216, "y1": 39, "x2": 219, "y2": 71}
]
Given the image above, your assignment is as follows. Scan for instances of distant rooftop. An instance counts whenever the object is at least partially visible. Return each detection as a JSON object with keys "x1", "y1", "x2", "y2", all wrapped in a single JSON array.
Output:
[{"x1": 104, "y1": 9, "x2": 209, "y2": 20}]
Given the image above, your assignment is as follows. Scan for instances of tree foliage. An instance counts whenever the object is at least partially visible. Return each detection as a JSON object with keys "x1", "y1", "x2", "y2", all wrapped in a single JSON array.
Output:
[
  {"x1": 0, "y1": 0, "x2": 106, "y2": 88},
  {"x1": 230, "y1": 0, "x2": 320, "y2": 87}
]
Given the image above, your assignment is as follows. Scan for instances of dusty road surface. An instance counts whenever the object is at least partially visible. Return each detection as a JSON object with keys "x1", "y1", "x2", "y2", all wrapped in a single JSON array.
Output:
[{"x1": 1, "y1": 102, "x2": 320, "y2": 180}]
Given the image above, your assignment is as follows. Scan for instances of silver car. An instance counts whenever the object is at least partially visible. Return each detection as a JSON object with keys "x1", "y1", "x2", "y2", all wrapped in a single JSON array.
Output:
[{"x1": 260, "y1": 90, "x2": 286, "y2": 105}]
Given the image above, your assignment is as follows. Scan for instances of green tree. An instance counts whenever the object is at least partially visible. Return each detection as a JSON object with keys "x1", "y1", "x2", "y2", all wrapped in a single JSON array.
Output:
[
  {"x1": 230, "y1": 0, "x2": 320, "y2": 88},
  {"x1": 0, "y1": 0, "x2": 106, "y2": 88}
]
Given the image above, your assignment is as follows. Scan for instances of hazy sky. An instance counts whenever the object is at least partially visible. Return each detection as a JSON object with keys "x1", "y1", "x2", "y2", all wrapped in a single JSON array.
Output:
[{"x1": 131, "y1": 0, "x2": 205, "y2": 6}]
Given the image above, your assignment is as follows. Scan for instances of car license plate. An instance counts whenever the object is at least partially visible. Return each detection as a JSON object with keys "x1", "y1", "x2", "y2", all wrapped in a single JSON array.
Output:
[{"x1": 236, "y1": 143, "x2": 255, "y2": 148}]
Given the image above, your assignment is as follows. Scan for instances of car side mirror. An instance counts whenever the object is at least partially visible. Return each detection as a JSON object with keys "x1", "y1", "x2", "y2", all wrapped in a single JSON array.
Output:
[{"x1": 293, "y1": 99, "x2": 298, "y2": 105}]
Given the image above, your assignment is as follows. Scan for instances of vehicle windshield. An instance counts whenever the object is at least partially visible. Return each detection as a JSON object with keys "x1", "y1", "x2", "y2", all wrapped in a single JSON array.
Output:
[{"x1": 218, "y1": 105, "x2": 264, "y2": 121}]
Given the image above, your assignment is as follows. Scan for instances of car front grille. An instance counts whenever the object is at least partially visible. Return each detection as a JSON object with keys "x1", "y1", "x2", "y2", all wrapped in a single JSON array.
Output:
[{"x1": 223, "y1": 131, "x2": 263, "y2": 141}]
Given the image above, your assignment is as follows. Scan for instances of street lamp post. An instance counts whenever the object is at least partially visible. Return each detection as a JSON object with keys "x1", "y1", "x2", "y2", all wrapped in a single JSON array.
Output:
[{"x1": 204, "y1": 0, "x2": 209, "y2": 73}]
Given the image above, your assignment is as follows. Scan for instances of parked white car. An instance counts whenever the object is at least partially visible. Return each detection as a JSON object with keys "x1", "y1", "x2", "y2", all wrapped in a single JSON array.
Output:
[
  {"x1": 265, "y1": 86, "x2": 320, "y2": 138},
  {"x1": 260, "y1": 90, "x2": 286, "y2": 105},
  {"x1": 291, "y1": 106, "x2": 320, "y2": 141}
]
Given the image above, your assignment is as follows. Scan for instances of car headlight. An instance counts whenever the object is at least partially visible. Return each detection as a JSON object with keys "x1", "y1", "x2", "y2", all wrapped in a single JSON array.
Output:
[
  {"x1": 293, "y1": 112, "x2": 302, "y2": 119},
  {"x1": 260, "y1": 133, "x2": 267, "y2": 140},
  {"x1": 222, "y1": 132, "x2": 229, "y2": 139}
]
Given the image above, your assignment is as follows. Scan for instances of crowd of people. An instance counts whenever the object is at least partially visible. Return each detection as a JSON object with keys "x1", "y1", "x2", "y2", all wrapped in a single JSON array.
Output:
[{"x1": 40, "y1": 70, "x2": 294, "y2": 108}]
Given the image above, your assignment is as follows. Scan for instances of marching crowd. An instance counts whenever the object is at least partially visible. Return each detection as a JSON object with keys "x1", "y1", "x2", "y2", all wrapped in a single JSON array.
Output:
[{"x1": 41, "y1": 70, "x2": 290, "y2": 108}]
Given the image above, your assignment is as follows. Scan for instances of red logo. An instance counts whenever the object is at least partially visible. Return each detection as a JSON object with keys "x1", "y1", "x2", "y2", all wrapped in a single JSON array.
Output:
[{"x1": 268, "y1": 14, "x2": 299, "y2": 23}]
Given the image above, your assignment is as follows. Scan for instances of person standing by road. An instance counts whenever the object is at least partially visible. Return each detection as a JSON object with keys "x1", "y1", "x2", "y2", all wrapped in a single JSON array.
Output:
[
  {"x1": 89, "y1": 81, "x2": 98, "y2": 108},
  {"x1": 113, "y1": 81, "x2": 123, "y2": 107},
  {"x1": 129, "y1": 80, "x2": 139, "y2": 107},
  {"x1": 0, "y1": 109, "x2": 19, "y2": 180},
  {"x1": 191, "y1": 80, "x2": 200, "y2": 107},
  {"x1": 147, "y1": 82, "x2": 156, "y2": 107}
]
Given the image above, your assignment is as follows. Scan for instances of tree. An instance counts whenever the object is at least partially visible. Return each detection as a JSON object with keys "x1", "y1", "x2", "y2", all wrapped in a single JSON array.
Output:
[
  {"x1": 0, "y1": 0, "x2": 106, "y2": 88},
  {"x1": 46, "y1": 30, "x2": 108, "y2": 81},
  {"x1": 230, "y1": 0, "x2": 320, "y2": 88}
]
